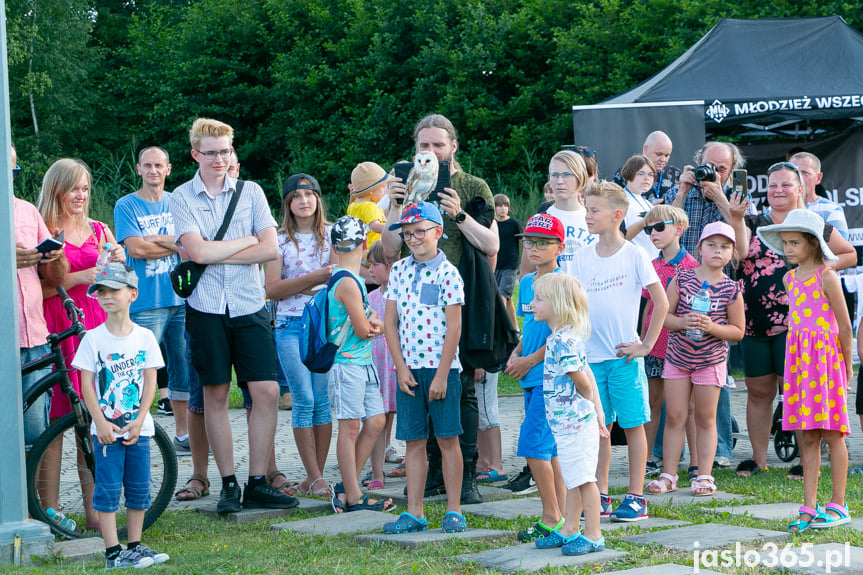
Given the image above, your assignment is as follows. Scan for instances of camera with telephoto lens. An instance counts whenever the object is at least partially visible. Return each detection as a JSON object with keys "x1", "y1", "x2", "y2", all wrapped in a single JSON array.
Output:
[{"x1": 693, "y1": 163, "x2": 717, "y2": 182}]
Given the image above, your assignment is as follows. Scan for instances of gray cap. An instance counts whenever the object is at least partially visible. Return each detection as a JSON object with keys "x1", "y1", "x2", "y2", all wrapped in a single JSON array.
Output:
[{"x1": 87, "y1": 262, "x2": 139, "y2": 297}]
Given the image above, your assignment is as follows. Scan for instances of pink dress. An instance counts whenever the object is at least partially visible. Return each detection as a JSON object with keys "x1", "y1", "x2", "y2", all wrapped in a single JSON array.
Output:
[
  {"x1": 368, "y1": 287, "x2": 397, "y2": 413},
  {"x1": 43, "y1": 222, "x2": 109, "y2": 418},
  {"x1": 782, "y1": 266, "x2": 849, "y2": 434}
]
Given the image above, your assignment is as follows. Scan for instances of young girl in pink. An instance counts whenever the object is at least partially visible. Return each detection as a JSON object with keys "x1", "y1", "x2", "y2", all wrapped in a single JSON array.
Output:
[
  {"x1": 364, "y1": 240, "x2": 401, "y2": 488},
  {"x1": 757, "y1": 209, "x2": 852, "y2": 532},
  {"x1": 648, "y1": 221, "x2": 744, "y2": 497}
]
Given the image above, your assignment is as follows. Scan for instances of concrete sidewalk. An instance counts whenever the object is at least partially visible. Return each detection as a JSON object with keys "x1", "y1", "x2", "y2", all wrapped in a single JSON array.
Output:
[{"x1": 162, "y1": 382, "x2": 862, "y2": 509}]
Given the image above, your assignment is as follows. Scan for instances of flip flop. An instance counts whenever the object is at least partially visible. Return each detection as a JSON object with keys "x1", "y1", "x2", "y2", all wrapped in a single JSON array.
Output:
[
  {"x1": 386, "y1": 462, "x2": 406, "y2": 477},
  {"x1": 476, "y1": 468, "x2": 508, "y2": 483}
]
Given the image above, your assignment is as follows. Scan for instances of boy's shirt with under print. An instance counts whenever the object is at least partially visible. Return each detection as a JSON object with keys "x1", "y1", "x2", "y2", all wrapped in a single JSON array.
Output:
[
  {"x1": 543, "y1": 326, "x2": 595, "y2": 435},
  {"x1": 386, "y1": 249, "x2": 464, "y2": 370}
]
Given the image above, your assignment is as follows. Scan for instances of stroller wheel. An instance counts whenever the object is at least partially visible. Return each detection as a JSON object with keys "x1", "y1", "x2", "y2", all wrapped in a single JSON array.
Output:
[{"x1": 774, "y1": 429, "x2": 799, "y2": 462}]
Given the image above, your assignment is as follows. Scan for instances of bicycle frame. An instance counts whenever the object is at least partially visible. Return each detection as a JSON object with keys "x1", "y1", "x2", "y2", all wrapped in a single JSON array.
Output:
[{"x1": 21, "y1": 324, "x2": 88, "y2": 423}]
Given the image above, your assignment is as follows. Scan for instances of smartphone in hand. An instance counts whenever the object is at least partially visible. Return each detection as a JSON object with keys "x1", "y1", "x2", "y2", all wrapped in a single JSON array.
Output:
[{"x1": 36, "y1": 230, "x2": 64, "y2": 254}]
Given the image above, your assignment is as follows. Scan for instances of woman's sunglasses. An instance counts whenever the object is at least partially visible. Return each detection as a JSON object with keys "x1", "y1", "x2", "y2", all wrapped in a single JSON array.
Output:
[{"x1": 643, "y1": 220, "x2": 675, "y2": 235}]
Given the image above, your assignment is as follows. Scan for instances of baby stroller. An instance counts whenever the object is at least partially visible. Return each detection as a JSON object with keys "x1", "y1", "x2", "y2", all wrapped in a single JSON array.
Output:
[{"x1": 771, "y1": 386, "x2": 799, "y2": 462}]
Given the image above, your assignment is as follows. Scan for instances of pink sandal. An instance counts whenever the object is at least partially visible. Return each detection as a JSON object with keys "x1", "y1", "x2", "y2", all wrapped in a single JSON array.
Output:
[
  {"x1": 646, "y1": 472, "x2": 678, "y2": 494},
  {"x1": 691, "y1": 475, "x2": 716, "y2": 497},
  {"x1": 366, "y1": 480, "x2": 385, "y2": 491}
]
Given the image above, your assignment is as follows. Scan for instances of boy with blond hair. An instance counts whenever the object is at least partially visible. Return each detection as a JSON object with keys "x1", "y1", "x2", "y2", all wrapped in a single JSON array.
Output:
[{"x1": 572, "y1": 181, "x2": 668, "y2": 522}]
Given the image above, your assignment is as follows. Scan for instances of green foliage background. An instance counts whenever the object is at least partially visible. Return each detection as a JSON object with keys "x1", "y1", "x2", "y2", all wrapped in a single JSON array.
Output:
[{"x1": 6, "y1": 0, "x2": 861, "y2": 225}]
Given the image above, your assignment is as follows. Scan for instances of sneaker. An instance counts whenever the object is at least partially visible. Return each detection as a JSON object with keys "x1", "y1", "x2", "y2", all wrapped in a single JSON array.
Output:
[
  {"x1": 242, "y1": 482, "x2": 300, "y2": 509},
  {"x1": 713, "y1": 456, "x2": 732, "y2": 468},
  {"x1": 609, "y1": 493, "x2": 648, "y2": 522},
  {"x1": 217, "y1": 482, "x2": 242, "y2": 513},
  {"x1": 157, "y1": 398, "x2": 173, "y2": 415},
  {"x1": 645, "y1": 460, "x2": 660, "y2": 477},
  {"x1": 106, "y1": 548, "x2": 155, "y2": 569},
  {"x1": 504, "y1": 466, "x2": 537, "y2": 495},
  {"x1": 133, "y1": 544, "x2": 169, "y2": 565},
  {"x1": 173, "y1": 436, "x2": 191, "y2": 455},
  {"x1": 849, "y1": 463, "x2": 863, "y2": 475},
  {"x1": 599, "y1": 494, "x2": 612, "y2": 517}
]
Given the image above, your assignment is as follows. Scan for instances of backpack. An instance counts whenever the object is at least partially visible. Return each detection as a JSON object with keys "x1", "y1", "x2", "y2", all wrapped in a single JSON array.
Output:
[{"x1": 299, "y1": 270, "x2": 364, "y2": 374}]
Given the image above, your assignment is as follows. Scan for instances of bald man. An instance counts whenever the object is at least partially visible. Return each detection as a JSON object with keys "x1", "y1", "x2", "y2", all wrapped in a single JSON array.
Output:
[
  {"x1": 790, "y1": 152, "x2": 848, "y2": 239},
  {"x1": 613, "y1": 131, "x2": 681, "y2": 201}
]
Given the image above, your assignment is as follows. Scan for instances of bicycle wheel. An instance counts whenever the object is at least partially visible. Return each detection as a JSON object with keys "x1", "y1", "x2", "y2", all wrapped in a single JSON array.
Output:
[{"x1": 27, "y1": 414, "x2": 178, "y2": 540}]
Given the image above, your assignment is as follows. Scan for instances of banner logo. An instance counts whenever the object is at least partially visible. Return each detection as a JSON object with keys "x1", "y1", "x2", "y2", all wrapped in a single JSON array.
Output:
[{"x1": 705, "y1": 99, "x2": 730, "y2": 123}]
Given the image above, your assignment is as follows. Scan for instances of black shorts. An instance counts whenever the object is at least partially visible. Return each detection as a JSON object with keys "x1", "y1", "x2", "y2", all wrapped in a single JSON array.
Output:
[
  {"x1": 741, "y1": 334, "x2": 785, "y2": 378},
  {"x1": 185, "y1": 304, "x2": 278, "y2": 386},
  {"x1": 857, "y1": 367, "x2": 863, "y2": 415}
]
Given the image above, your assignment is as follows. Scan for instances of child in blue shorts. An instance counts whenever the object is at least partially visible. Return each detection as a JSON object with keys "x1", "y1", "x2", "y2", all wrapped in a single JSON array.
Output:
[
  {"x1": 505, "y1": 213, "x2": 567, "y2": 541},
  {"x1": 73, "y1": 264, "x2": 170, "y2": 569},
  {"x1": 382, "y1": 202, "x2": 466, "y2": 534},
  {"x1": 572, "y1": 181, "x2": 668, "y2": 522}
]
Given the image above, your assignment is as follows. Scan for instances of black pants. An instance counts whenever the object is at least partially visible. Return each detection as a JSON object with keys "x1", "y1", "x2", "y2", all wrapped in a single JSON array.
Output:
[{"x1": 427, "y1": 367, "x2": 478, "y2": 476}]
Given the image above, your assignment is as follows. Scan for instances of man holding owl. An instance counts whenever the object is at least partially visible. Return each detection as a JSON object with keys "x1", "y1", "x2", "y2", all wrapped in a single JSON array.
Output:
[{"x1": 383, "y1": 114, "x2": 499, "y2": 505}]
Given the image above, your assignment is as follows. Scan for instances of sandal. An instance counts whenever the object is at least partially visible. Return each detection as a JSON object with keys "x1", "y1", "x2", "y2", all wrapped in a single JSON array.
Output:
[
  {"x1": 811, "y1": 502, "x2": 850, "y2": 529},
  {"x1": 361, "y1": 470, "x2": 373, "y2": 487},
  {"x1": 646, "y1": 472, "x2": 678, "y2": 494},
  {"x1": 735, "y1": 459, "x2": 765, "y2": 477},
  {"x1": 691, "y1": 474, "x2": 716, "y2": 497},
  {"x1": 477, "y1": 468, "x2": 509, "y2": 483},
  {"x1": 366, "y1": 480, "x2": 385, "y2": 491},
  {"x1": 175, "y1": 474, "x2": 210, "y2": 501},
  {"x1": 344, "y1": 494, "x2": 395, "y2": 513},
  {"x1": 687, "y1": 466, "x2": 699, "y2": 482},
  {"x1": 300, "y1": 477, "x2": 332, "y2": 497},
  {"x1": 788, "y1": 505, "x2": 818, "y2": 533},
  {"x1": 386, "y1": 462, "x2": 406, "y2": 478},
  {"x1": 385, "y1": 445, "x2": 404, "y2": 464},
  {"x1": 266, "y1": 471, "x2": 299, "y2": 496}
]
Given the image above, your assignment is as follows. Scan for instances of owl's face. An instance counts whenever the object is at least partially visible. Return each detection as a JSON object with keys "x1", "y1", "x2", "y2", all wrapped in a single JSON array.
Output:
[{"x1": 414, "y1": 151, "x2": 438, "y2": 174}]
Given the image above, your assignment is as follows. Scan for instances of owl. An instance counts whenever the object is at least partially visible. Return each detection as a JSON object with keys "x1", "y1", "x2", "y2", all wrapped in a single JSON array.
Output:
[{"x1": 404, "y1": 151, "x2": 439, "y2": 205}]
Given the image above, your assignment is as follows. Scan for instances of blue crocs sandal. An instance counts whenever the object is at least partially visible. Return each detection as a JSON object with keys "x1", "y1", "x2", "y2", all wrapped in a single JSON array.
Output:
[
  {"x1": 788, "y1": 505, "x2": 818, "y2": 533},
  {"x1": 562, "y1": 534, "x2": 606, "y2": 556},
  {"x1": 383, "y1": 512, "x2": 427, "y2": 534},
  {"x1": 441, "y1": 511, "x2": 467, "y2": 533},
  {"x1": 811, "y1": 502, "x2": 850, "y2": 529},
  {"x1": 535, "y1": 529, "x2": 577, "y2": 549}
]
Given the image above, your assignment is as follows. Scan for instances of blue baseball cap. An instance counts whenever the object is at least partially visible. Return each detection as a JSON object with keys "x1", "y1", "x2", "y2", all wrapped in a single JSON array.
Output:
[{"x1": 388, "y1": 202, "x2": 444, "y2": 231}]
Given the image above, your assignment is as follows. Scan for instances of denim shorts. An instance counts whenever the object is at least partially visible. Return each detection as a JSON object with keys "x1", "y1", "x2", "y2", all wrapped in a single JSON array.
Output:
[
  {"x1": 21, "y1": 344, "x2": 51, "y2": 450},
  {"x1": 395, "y1": 368, "x2": 462, "y2": 441},
  {"x1": 132, "y1": 305, "x2": 189, "y2": 401},
  {"x1": 274, "y1": 315, "x2": 330, "y2": 428},
  {"x1": 92, "y1": 435, "x2": 151, "y2": 512},
  {"x1": 477, "y1": 371, "x2": 500, "y2": 430},
  {"x1": 516, "y1": 385, "x2": 557, "y2": 460},
  {"x1": 328, "y1": 363, "x2": 385, "y2": 421},
  {"x1": 590, "y1": 357, "x2": 650, "y2": 429}
]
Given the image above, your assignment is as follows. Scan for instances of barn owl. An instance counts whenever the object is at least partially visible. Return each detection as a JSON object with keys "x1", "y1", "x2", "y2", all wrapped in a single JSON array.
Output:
[{"x1": 404, "y1": 151, "x2": 439, "y2": 205}]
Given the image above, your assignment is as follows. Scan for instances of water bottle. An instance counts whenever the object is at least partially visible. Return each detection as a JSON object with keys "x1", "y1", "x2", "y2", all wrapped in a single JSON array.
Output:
[
  {"x1": 687, "y1": 280, "x2": 711, "y2": 341},
  {"x1": 46, "y1": 507, "x2": 77, "y2": 531},
  {"x1": 96, "y1": 243, "x2": 113, "y2": 271}
]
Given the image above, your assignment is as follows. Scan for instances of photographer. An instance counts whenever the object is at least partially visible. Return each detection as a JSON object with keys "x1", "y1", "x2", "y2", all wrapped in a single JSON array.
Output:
[{"x1": 665, "y1": 141, "x2": 744, "y2": 256}]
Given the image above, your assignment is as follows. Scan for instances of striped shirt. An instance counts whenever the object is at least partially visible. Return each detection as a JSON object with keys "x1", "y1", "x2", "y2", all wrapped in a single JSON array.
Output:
[
  {"x1": 666, "y1": 269, "x2": 740, "y2": 370},
  {"x1": 170, "y1": 172, "x2": 277, "y2": 317}
]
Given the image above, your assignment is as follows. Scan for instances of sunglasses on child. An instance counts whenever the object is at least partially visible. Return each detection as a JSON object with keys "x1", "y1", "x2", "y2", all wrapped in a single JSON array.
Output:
[{"x1": 642, "y1": 220, "x2": 675, "y2": 235}]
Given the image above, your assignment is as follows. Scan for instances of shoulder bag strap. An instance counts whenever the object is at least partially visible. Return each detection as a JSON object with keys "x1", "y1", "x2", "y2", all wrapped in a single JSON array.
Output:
[{"x1": 213, "y1": 180, "x2": 244, "y2": 242}]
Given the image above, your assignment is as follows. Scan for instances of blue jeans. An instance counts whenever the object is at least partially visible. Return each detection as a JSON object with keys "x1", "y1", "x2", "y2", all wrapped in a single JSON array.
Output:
[
  {"x1": 274, "y1": 316, "x2": 330, "y2": 428},
  {"x1": 132, "y1": 306, "x2": 189, "y2": 401},
  {"x1": 21, "y1": 344, "x2": 51, "y2": 450},
  {"x1": 92, "y1": 435, "x2": 151, "y2": 512},
  {"x1": 185, "y1": 330, "x2": 203, "y2": 414}
]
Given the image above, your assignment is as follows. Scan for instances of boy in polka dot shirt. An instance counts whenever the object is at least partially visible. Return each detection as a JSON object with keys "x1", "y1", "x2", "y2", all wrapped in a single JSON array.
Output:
[{"x1": 382, "y1": 202, "x2": 467, "y2": 534}]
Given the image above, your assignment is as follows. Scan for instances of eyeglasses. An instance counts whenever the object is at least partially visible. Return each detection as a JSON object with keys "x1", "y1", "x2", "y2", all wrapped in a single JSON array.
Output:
[
  {"x1": 636, "y1": 171, "x2": 655, "y2": 179},
  {"x1": 643, "y1": 220, "x2": 675, "y2": 235},
  {"x1": 522, "y1": 239, "x2": 561, "y2": 250},
  {"x1": 398, "y1": 226, "x2": 437, "y2": 241},
  {"x1": 195, "y1": 148, "x2": 233, "y2": 161},
  {"x1": 573, "y1": 146, "x2": 596, "y2": 158},
  {"x1": 549, "y1": 172, "x2": 575, "y2": 180},
  {"x1": 767, "y1": 161, "x2": 803, "y2": 184},
  {"x1": 12, "y1": 164, "x2": 20, "y2": 179}
]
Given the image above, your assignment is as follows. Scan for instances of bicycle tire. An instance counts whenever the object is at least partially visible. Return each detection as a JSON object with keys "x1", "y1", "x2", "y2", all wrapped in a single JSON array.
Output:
[{"x1": 27, "y1": 413, "x2": 178, "y2": 540}]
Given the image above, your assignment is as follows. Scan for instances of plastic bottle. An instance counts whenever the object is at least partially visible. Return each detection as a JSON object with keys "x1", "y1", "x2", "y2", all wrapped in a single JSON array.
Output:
[
  {"x1": 46, "y1": 507, "x2": 77, "y2": 531},
  {"x1": 686, "y1": 280, "x2": 711, "y2": 341},
  {"x1": 96, "y1": 242, "x2": 113, "y2": 271}
]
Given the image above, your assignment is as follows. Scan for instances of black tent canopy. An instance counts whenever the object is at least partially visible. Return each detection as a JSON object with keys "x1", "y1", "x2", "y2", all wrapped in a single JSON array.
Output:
[{"x1": 602, "y1": 16, "x2": 863, "y2": 132}]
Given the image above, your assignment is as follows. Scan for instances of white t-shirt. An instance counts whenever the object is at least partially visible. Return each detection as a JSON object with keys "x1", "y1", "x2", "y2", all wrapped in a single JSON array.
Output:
[
  {"x1": 623, "y1": 188, "x2": 659, "y2": 260},
  {"x1": 572, "y1": 242, "x2": 660, "y2": 361},
  {"x1": 545, "y1": 205, "x2": 597, "y2": 277},
  {"x1": 72, "y1": 323, "x2": 164, "y2": 438},
  {"x1": 275, "y1": 228, "x2": 332, "y2": 317}
]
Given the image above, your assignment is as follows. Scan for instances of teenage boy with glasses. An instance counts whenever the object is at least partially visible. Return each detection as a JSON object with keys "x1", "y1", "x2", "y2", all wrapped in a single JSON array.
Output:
[{"x1": 170, "y1": 117, "x2": 297, "y2": 512}]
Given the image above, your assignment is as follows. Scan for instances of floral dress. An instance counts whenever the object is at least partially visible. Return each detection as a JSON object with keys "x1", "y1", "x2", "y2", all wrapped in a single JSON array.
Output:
[{"x1": 782, "y1": 267, "x2": 849, "y2": 434}]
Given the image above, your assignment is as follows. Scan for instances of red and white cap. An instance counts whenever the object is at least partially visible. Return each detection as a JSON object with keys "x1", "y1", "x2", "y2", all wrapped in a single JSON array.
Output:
[{"x1": 516, "y1": 213, "x2": 565, "y2": 242}]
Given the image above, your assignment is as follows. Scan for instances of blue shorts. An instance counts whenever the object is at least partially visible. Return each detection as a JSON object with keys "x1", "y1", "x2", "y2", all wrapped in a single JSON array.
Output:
[
  {"x1": 395, "y1": 368, "x2": 462, "y2": 441},
  {"x1": 92, "y1": 435, "x2": 151, "y2": 512},
  {"x1": 590, "y1": 357, "x2": 650, "y2": 429},
  {"x1": 516, "y1": 385, "x2": 557, "y2": 460}
]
